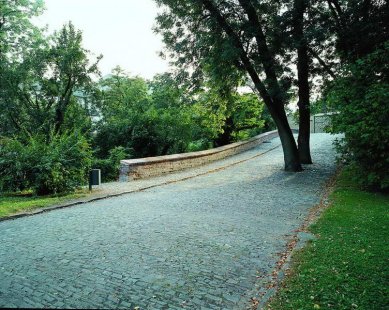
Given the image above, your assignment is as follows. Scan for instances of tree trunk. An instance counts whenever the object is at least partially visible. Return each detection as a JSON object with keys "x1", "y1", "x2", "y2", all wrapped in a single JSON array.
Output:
[
  {"x1": 297, "y1": 101, "x2": 312, "y2": 164},
  {"x1": 267, "y1": 101, "x2": 302, "y2": 171},
  {"x1": 54, "y1": 107, "x2": 64, "y2": 134},
  {"x1": 215, "y1": 115, "x2": 234, "y2": 146},
  {"x1": 294, "y1": 0, "x2": 313, "y2": 164},
  {"x1": 237, "y1": 0, "x2": 302, "y2": 171}
]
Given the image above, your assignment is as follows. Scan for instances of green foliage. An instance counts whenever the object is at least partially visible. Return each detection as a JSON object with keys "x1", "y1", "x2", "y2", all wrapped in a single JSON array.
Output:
[
  {"x1": 92, "y1": 146, "x2": 128, "y2": 182},
  {"x1": 0, "y1": 0, "x2": 44, "y2": 58},
  {"x1": 268, "y1": 168, "x2": 389, "y2": 309},
  {"x1": 192, "y1": 88, "x2": 232, "y2": 144},
  {"x1": 0, "y1": 22, "x2": 100, "y2": 136},
  {"x1": 0, "y1": 5, "x2": 99, "y2": 196},
  {"x1": 192, "y1": 87, "x2": 265, "y2": 146},
  {"x1": 230, "y1": 93, "x2": 265, "y2": 140},
  {"x1": 326, "y1": 43, "x2": 389, "y2": 191},
  {"x1": 94, "y1": 69, "x2": 196, "y2": 158},
  {"x1": 154, "y1": 0, "x2": 287, "y2": 98},
  {"x1": 0, "y1": 132, "x2": 92, "y2": 195},
  {"x1": 187, "y1": 139, "x2": 213, "y2": 152},
  {"x1": 93, "y1": 68, "x2": 266, "y2": 163}
]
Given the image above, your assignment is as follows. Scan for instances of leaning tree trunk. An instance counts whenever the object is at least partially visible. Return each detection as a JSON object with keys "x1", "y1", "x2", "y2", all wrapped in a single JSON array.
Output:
[
  {"x1": 294, "y1": 0, "x2": 313, "y2": 164},
  {"x1": 237, "y1": 0, "x2": 303, "y2": 171},
  {"x1": 267, "y1": 100, "x2": 303, "y2": 171},
  {"x1": 279, "y1": 122, "x2": 303, "y2": 171}
]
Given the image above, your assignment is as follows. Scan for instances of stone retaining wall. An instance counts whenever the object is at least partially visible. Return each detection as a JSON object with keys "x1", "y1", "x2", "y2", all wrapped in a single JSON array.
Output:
[{"x1": 119, "y1": 130, "x2": 279, "y2": 182}]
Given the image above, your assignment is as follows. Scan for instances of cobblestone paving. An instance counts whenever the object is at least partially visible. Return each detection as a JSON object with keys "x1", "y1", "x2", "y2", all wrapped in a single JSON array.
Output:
[{"x1": 0, "y1": 134, "x2": 339, "y2": 309}]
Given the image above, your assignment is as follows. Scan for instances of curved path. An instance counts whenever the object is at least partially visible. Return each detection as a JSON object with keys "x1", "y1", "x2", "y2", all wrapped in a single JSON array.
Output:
[{"x1": 0, "y1": 134, "x2": 338, "y2": 309}]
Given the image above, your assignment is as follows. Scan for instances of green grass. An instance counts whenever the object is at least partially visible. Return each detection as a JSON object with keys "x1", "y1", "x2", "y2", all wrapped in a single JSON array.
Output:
[
  {"x1": 0, "y1": 190, "x2": 88, "y2": 218},
  {"x1": 267, "y1": 168, "x2": 389, "y2": 310}
]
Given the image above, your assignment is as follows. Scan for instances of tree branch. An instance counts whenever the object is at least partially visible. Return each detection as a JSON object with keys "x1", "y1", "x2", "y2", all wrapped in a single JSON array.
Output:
[
  {"x1": 308, "y1": 47, "x2": 337, "y2": 79},
  {"x1": 329, "y1": 0, "x2": 344, "y2": 18},
  {"x1": 200, "y1": 0, "x2": 274, "y2": 108},
  {"x1": 8, "y1": 111, "x2": 22, "y2": 131},
  {"x1": 237, "y1": 0, "x2": 285, "y2": 106}
]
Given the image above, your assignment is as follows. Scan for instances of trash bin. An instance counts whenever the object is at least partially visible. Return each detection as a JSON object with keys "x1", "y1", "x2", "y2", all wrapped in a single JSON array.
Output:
[{"x1": 89, "y1": 169, "x2": 101, "y2": 191}]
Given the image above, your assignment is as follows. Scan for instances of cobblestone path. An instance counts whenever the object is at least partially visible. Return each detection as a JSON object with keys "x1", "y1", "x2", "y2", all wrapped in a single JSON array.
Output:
[{"x1": 0, "y1": 134, "x2": 338, "y2": 309}]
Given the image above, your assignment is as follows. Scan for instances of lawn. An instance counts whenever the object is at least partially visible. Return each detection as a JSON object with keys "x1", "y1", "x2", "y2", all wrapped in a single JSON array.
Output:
[
  {"x1": 0, "y1": 191, "x2": 88, "y2": 218},
  {"x1": 267, "y1": 168, "x2": 389, "y2": 310}
]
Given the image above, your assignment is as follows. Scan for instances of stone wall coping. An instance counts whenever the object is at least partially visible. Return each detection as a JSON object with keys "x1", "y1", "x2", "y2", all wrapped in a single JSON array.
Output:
[{"x1": 121, "y1": 130, "x2": 278, "y2": 167}]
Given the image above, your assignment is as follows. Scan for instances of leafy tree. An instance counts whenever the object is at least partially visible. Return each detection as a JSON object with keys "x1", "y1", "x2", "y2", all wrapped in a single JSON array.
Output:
[
  {"x1": 0, "y1": 22, "x2": 101, "y2": 137},
  {"x1": 49, "y1": 22, "x2": 101, "y2": 133},
  {"x1": 230, "y1": 92, "x2": 265, "y2": 139},
  {"x1": 155, "y1": 0, "x2": 303, "y2": 171},
  {"x1": 0, "y1": 0, "x2": 45, "y2": 136},
  {"x1": 194, "y1": 87, "x2": 264, "y2": 146},
  {"x1": 0, "y1": 6, "x2": 100, "y2": 195},
  {"x1": 93, "y1": 68, "x2": 151, "y2": 157},
  {"x1": 149, "y1": 72, "x2": 192, "y2": 109},
  {"x1": 326, "y1": 43, "x2": 389, "y2": 191},
  {"x1": 319, "y1": 1, "x2": 389, "y2": 191},
  {"x1": 93, "y1": 69, "x2": 197, "y2": 158}
]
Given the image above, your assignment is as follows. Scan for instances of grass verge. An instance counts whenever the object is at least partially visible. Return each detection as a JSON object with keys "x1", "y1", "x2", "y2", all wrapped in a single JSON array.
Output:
[
  {"x1": 0, "y1": 190, "x2": 88, "y2": 218},
  {"x1": 267, "y1": 168, "x2": 389, "y2": 310}
]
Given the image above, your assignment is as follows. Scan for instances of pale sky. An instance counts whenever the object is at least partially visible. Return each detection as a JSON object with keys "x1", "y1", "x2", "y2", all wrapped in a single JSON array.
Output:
[{"x1": 34, "y1": 0, "x2": 169, "y2": 79}]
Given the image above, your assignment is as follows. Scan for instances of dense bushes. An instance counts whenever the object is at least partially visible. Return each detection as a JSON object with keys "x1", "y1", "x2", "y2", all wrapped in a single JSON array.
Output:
[
  {"x1": 327, "y1": 43, "x2": 389, "y2": 191},
  {"x1": 0, "y1": 132, "x2": 92, "y2": 195},
  {"x1": 92, "y1": 146, "x2": 128, "y2": 182}
]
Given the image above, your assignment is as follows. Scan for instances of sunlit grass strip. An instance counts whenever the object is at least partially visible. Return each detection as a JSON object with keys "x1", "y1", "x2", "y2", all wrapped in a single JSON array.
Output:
[
  {"x1": 0, "y1": 190, "x2": 88, "y2": 218},
  {"x1": 267, "y1": 168, "x2": 389, "y2": 309}
]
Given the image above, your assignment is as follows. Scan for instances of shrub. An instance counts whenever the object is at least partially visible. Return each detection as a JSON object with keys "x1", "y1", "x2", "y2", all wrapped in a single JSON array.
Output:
[
  {"x1": 326, "y1": 43, "x2": 389, "y2": 191},
  {"x1": 187, "y1": 139, "x2": 213, "y2": 152},
  {"x1": 0, "y1": 132, "x2": 92, "y2": 195},
  {"x1": 92, "y1": 146, "x2": 129, "y2": 182}
]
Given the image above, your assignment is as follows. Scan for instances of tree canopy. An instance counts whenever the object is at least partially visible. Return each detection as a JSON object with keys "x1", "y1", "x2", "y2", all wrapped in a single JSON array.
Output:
[{"x1": 155, "y1": 0, "x2": 306, "y2": 171}]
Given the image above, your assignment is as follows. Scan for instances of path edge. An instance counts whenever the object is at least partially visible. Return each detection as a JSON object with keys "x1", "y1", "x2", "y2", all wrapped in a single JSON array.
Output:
[{"x1": 249, "y1": 166, "x2": 342, "y2": 310}]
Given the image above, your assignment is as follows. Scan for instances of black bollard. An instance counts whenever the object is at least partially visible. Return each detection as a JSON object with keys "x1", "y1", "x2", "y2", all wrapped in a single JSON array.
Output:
[{"x1": 89, "y1": 169, "x2": 101, "y2": 191}]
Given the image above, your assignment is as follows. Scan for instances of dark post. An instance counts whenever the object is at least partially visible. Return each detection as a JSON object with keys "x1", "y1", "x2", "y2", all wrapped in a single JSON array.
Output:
[
  {"x1": 89, "y1": 169, "x2": 101, "y2": 191},
  {"x1": 313, "y1": 115, "x2": 316, "y2": 133}
]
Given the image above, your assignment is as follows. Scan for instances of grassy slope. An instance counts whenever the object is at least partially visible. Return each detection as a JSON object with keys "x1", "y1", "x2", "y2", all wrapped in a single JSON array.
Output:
[
  {"x1": 267, "y1": 169, "x2": 389, "y2": 309},
  {"x1": 0, "y1": 191, "x2": 88, "y2": 218}
]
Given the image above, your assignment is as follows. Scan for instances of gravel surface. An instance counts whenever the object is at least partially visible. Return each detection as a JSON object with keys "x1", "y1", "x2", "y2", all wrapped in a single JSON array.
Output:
[{"x1": 0, "y1": 133, "x2": 339, "y2": 309}]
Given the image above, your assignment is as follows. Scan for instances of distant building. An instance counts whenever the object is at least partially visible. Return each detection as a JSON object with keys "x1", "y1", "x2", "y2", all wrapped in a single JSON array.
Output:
[{"x1": 287, "y1": 112, "x2": 337, "y2": 133}]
